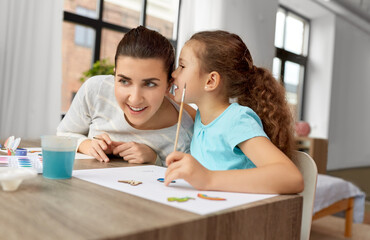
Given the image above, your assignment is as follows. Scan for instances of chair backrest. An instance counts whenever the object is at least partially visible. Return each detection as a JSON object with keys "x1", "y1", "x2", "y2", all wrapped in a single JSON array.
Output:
[{"x1": 291, "y1": 151, "x2": 318, "y2": 240}]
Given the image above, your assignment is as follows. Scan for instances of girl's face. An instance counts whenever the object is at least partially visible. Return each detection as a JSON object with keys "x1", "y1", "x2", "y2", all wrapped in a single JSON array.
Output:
[
  {"x1": 171, "y1": 41, "x2": 207, "y2": 104},
  {"x1": 114, "y1": 56, "x2": 169, "y2": 129}
]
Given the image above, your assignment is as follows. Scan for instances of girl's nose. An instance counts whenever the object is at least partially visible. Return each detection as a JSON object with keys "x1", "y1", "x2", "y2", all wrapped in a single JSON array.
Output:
[{"x1": 171, "y1": 68, "x2": 178, "y2": 78}]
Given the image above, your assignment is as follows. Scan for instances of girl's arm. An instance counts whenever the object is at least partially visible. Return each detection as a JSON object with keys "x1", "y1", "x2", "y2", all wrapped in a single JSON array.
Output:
[
  {"x1": 206, "y1": 137, "x2": 303, "y2": 194},
  {"x1": 165, "y1": 137, "x2": 303, "y2": 194}
]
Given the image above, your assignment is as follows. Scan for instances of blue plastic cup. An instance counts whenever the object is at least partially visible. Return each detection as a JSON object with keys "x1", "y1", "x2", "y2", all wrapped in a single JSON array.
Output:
[{"x1": 41, "y1": 136, "x2": 77, "y2": 179}]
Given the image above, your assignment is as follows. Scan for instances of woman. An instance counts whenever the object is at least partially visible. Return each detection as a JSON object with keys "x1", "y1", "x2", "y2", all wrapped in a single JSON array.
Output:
[{"x1": 57, "y1": 26, "x2": 195, "y2": 166}]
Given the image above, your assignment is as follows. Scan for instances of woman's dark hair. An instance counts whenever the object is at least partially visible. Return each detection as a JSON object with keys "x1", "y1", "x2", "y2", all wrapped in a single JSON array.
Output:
[
  {"x1": 189, "y1": 30, "x2": 294, "y2": 158},
  {"x1": 115, "y1": 26, "x2": 175, "y2": 84}
]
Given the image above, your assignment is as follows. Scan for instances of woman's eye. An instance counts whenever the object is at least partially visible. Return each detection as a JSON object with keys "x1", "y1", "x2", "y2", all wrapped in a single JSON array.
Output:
[
  {"x1": 146, "y1": 82, "x2": 157, "y2": 87},
  {"x1": 119, "y1": 79, "x2": 129, "y2": 85}
]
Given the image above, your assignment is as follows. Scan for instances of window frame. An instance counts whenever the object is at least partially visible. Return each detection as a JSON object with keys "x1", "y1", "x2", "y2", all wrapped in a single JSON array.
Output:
[
  {"x1": 275, "y1": 5, "x2": 310, "y2": 120},
  {"x1": 63, "y1": 0, "x2": 181, "y2": 64}
]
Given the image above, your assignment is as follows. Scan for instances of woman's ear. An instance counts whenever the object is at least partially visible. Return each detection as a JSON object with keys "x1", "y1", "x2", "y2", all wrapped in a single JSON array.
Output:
[
  {"x1": 113, "y1": 68, "x2": 116, "y2": 76},
  {"x1": 204, "y1": 71, "x2": 221, "y2": 91}
]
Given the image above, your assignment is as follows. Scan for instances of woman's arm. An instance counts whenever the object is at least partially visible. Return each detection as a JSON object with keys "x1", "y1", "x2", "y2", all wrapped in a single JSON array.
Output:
[{"x1": 57, "y1": 79, "x2": 93, "y2": 151}]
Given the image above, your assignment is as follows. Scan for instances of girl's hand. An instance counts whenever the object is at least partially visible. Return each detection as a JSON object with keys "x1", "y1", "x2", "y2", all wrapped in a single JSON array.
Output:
[
  {"x1": 89, "y1": 133, "x2": 116, "y2": 162},
  {"x1": 164, "y1": 151, "x2": 212, "y2": 190},
  {"x1": 112, "y1": 142, "x2": 157, "y2": 164}
]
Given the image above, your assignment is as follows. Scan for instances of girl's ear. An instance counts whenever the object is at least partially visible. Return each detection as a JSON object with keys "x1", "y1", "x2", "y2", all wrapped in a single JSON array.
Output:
[{"x1": 204, "y1": 71, "x2": 221, "y2": 91}]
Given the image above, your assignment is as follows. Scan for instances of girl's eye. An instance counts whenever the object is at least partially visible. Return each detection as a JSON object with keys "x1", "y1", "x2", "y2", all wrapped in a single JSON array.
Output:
[{"x1": 179, "y1": 64, "x2": 185, "y2": 69}]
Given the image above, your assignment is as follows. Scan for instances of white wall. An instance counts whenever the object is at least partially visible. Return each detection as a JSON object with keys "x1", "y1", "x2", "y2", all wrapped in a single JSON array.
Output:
[
  {"x1": 304, "y1": 14, "x2": 335, "y2": 139},
  {"x1": 177, "y1": 0, "x2": 226, "y2": 58},
  {"x1": 177, "y1": 0, "x2": 277, "y2": 69},
  {"x1": 221, "y1": 0, "x2": 278, "y2": 69},
  {"x1": 280, "y1": 0, "x2": 370, "y2": 169},
  {"x1": 327, "y1": 17, "x2": 370, "y2": 169}
]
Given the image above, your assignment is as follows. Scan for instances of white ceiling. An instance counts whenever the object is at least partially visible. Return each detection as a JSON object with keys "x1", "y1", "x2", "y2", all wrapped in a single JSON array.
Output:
[
  {"x1": 280, "y1": 0, "x2": 370, "y2": 34},
  {"x1": 334, "y1": 0, "x2": 370, "y2": 22},
  {"x1": 280, "y1": 0, "x2": 370, "y2": 22},
  {"x1": 279, "y1": 0, "x2": 330, "y2": 19}
]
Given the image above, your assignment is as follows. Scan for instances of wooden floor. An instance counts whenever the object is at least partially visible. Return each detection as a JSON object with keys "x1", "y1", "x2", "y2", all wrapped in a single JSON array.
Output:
[
  {"x1": 311, "y1": 216, "x2": 370, "y2": 240},
  {"x1": 310, "y1": 201, "x2": 370, "y2": 239}
]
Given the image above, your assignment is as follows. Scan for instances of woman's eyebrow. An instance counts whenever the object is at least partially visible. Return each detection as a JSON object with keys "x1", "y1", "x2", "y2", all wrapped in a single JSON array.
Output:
[
  {"x1": 117, "y1": 74, "x2": 160, "y2": 82},
  {"x1": 117, "y1": 74, "x2": 131, "y2": 80},
  {"x1": 142, "y1": 78, "x2": 160, "y2": 82}
]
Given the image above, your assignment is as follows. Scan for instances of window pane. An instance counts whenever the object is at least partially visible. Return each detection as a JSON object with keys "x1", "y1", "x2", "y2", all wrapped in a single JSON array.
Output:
[
  {"x1": 75, "y1": 24, "x2": 96, "y2": 48},
  {"x1": 103, "y1": 0, "x2": 142, "y2": 28},
  {"x1": 146, "y1": 0, "x2": 180, "y2": 39},
  {"x1": 284, "y1": 14, "x2": 304, "y2": 55},
  {"x1": 64, "y1": 0, "x2": 99, "y2": 19},
  {"x1": 272, "y1": 57, "x2": 282, "y2": 81},
  {"x1": 284, "y1": 61, "x2": 304, "y2": 119},
  {"x1": 62, "y1": 22, "x2": 95, "y2": 113},
  {"x1": 274, "y1": 9, "x2": 285, "y2": 48},
  {"x1": 101, "y1": 28, "x2": 125, "y2": 64}
]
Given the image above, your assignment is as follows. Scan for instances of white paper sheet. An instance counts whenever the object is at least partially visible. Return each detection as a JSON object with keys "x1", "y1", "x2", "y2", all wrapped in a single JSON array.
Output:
[{"x1": 73, "y1": 165, "x2": 277, "y2": 215}]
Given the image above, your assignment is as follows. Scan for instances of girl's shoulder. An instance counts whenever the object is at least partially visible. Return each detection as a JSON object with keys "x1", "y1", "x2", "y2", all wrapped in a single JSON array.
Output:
[{"x1": 229, "y1": 103, "x2": 263, "y2": 126}]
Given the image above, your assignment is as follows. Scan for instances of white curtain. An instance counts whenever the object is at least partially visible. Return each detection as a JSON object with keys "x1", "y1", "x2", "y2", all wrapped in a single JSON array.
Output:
[{"x1": 0, "y1": 0, "x2": 63, "y2": 139}]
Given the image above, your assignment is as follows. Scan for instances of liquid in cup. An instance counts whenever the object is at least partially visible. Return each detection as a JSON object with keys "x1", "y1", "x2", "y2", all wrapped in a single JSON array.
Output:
[{"x1": 41, "y1": 136, "x2": 77, "y2": 179}]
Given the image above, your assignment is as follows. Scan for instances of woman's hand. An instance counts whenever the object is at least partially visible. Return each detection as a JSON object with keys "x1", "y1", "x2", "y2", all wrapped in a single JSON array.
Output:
[
  {"x1": 112, "y1": 142, "x2": 157, "y2": 164},
  {"x1": 164, "y1": 151, "x2": 212, "y2": 190},
  {"x1": 89, "y1": 133, "x2": 117, "y2": 162}
]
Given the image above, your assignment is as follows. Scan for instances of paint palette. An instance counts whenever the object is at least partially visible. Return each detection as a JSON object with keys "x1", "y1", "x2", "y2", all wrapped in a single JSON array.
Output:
[{"x1": 0, "y1": 156, "x2": 43, "y2": 173}]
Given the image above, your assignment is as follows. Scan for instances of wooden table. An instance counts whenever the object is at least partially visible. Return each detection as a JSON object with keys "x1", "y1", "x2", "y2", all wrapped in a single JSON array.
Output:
[{"x1": 0, "y1": 140, "x2": 302, "y2": 240}]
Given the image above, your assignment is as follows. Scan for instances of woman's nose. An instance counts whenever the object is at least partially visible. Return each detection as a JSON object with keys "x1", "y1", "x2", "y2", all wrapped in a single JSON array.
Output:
[{"x1": 128, "y1": 87, "x2": 143, "y2": 104}]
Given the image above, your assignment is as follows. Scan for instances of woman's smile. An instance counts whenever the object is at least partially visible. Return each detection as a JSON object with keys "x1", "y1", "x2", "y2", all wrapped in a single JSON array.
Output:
[{"x1": 127, "y1": 104, "x2": 148, "y2": 114}]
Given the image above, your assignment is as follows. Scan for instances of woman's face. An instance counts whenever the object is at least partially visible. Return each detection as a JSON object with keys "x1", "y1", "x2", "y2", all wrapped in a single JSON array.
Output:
[
  {"x1": 114, "y1": 56, "x2": 169, "y2": 129},
  {"x1": 171, "y1": 41, "x2": 207, "y2": 104}
]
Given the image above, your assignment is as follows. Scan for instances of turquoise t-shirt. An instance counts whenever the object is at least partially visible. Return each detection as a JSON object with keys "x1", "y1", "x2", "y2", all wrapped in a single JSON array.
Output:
[{"x1": 190, "y1": 103, "x2": 268, "y2": 170}]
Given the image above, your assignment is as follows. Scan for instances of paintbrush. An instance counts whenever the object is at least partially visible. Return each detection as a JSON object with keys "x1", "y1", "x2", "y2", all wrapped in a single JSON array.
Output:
[{"x1": 173, "y1": 83, "x2": 187, "y2": 152}]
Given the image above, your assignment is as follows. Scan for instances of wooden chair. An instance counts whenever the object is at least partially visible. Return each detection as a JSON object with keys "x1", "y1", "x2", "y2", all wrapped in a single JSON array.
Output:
[{"x1": 291, "y1": 151, "x2": 318, "y2": 240}]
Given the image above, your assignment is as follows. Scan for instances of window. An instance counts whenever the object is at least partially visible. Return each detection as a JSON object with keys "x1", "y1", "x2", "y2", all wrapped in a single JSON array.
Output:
[
  {"x1": 74, "y1": 7, "x2": 96, "y2": 47},
  {"x1": 62, "y1": 0, "x2": 181, "y2": 113},
  {"x1": 273, "y1": 6, "x2": 310, "y2": 120}
]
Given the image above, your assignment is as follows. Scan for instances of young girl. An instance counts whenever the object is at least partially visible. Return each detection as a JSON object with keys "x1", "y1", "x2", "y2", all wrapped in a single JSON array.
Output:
[
  {"x1": 165, "y1": 30, "x2": 304, "y2": 194},
  {"x1": 57, "y1": 26, "x2": 195, "y2": 166}
]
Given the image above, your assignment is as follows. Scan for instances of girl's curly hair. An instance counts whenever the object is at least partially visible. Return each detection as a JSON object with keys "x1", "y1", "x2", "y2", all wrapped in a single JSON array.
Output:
[{"x1": 190, "y1": 30, "x2": 294, "y2": 158}]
